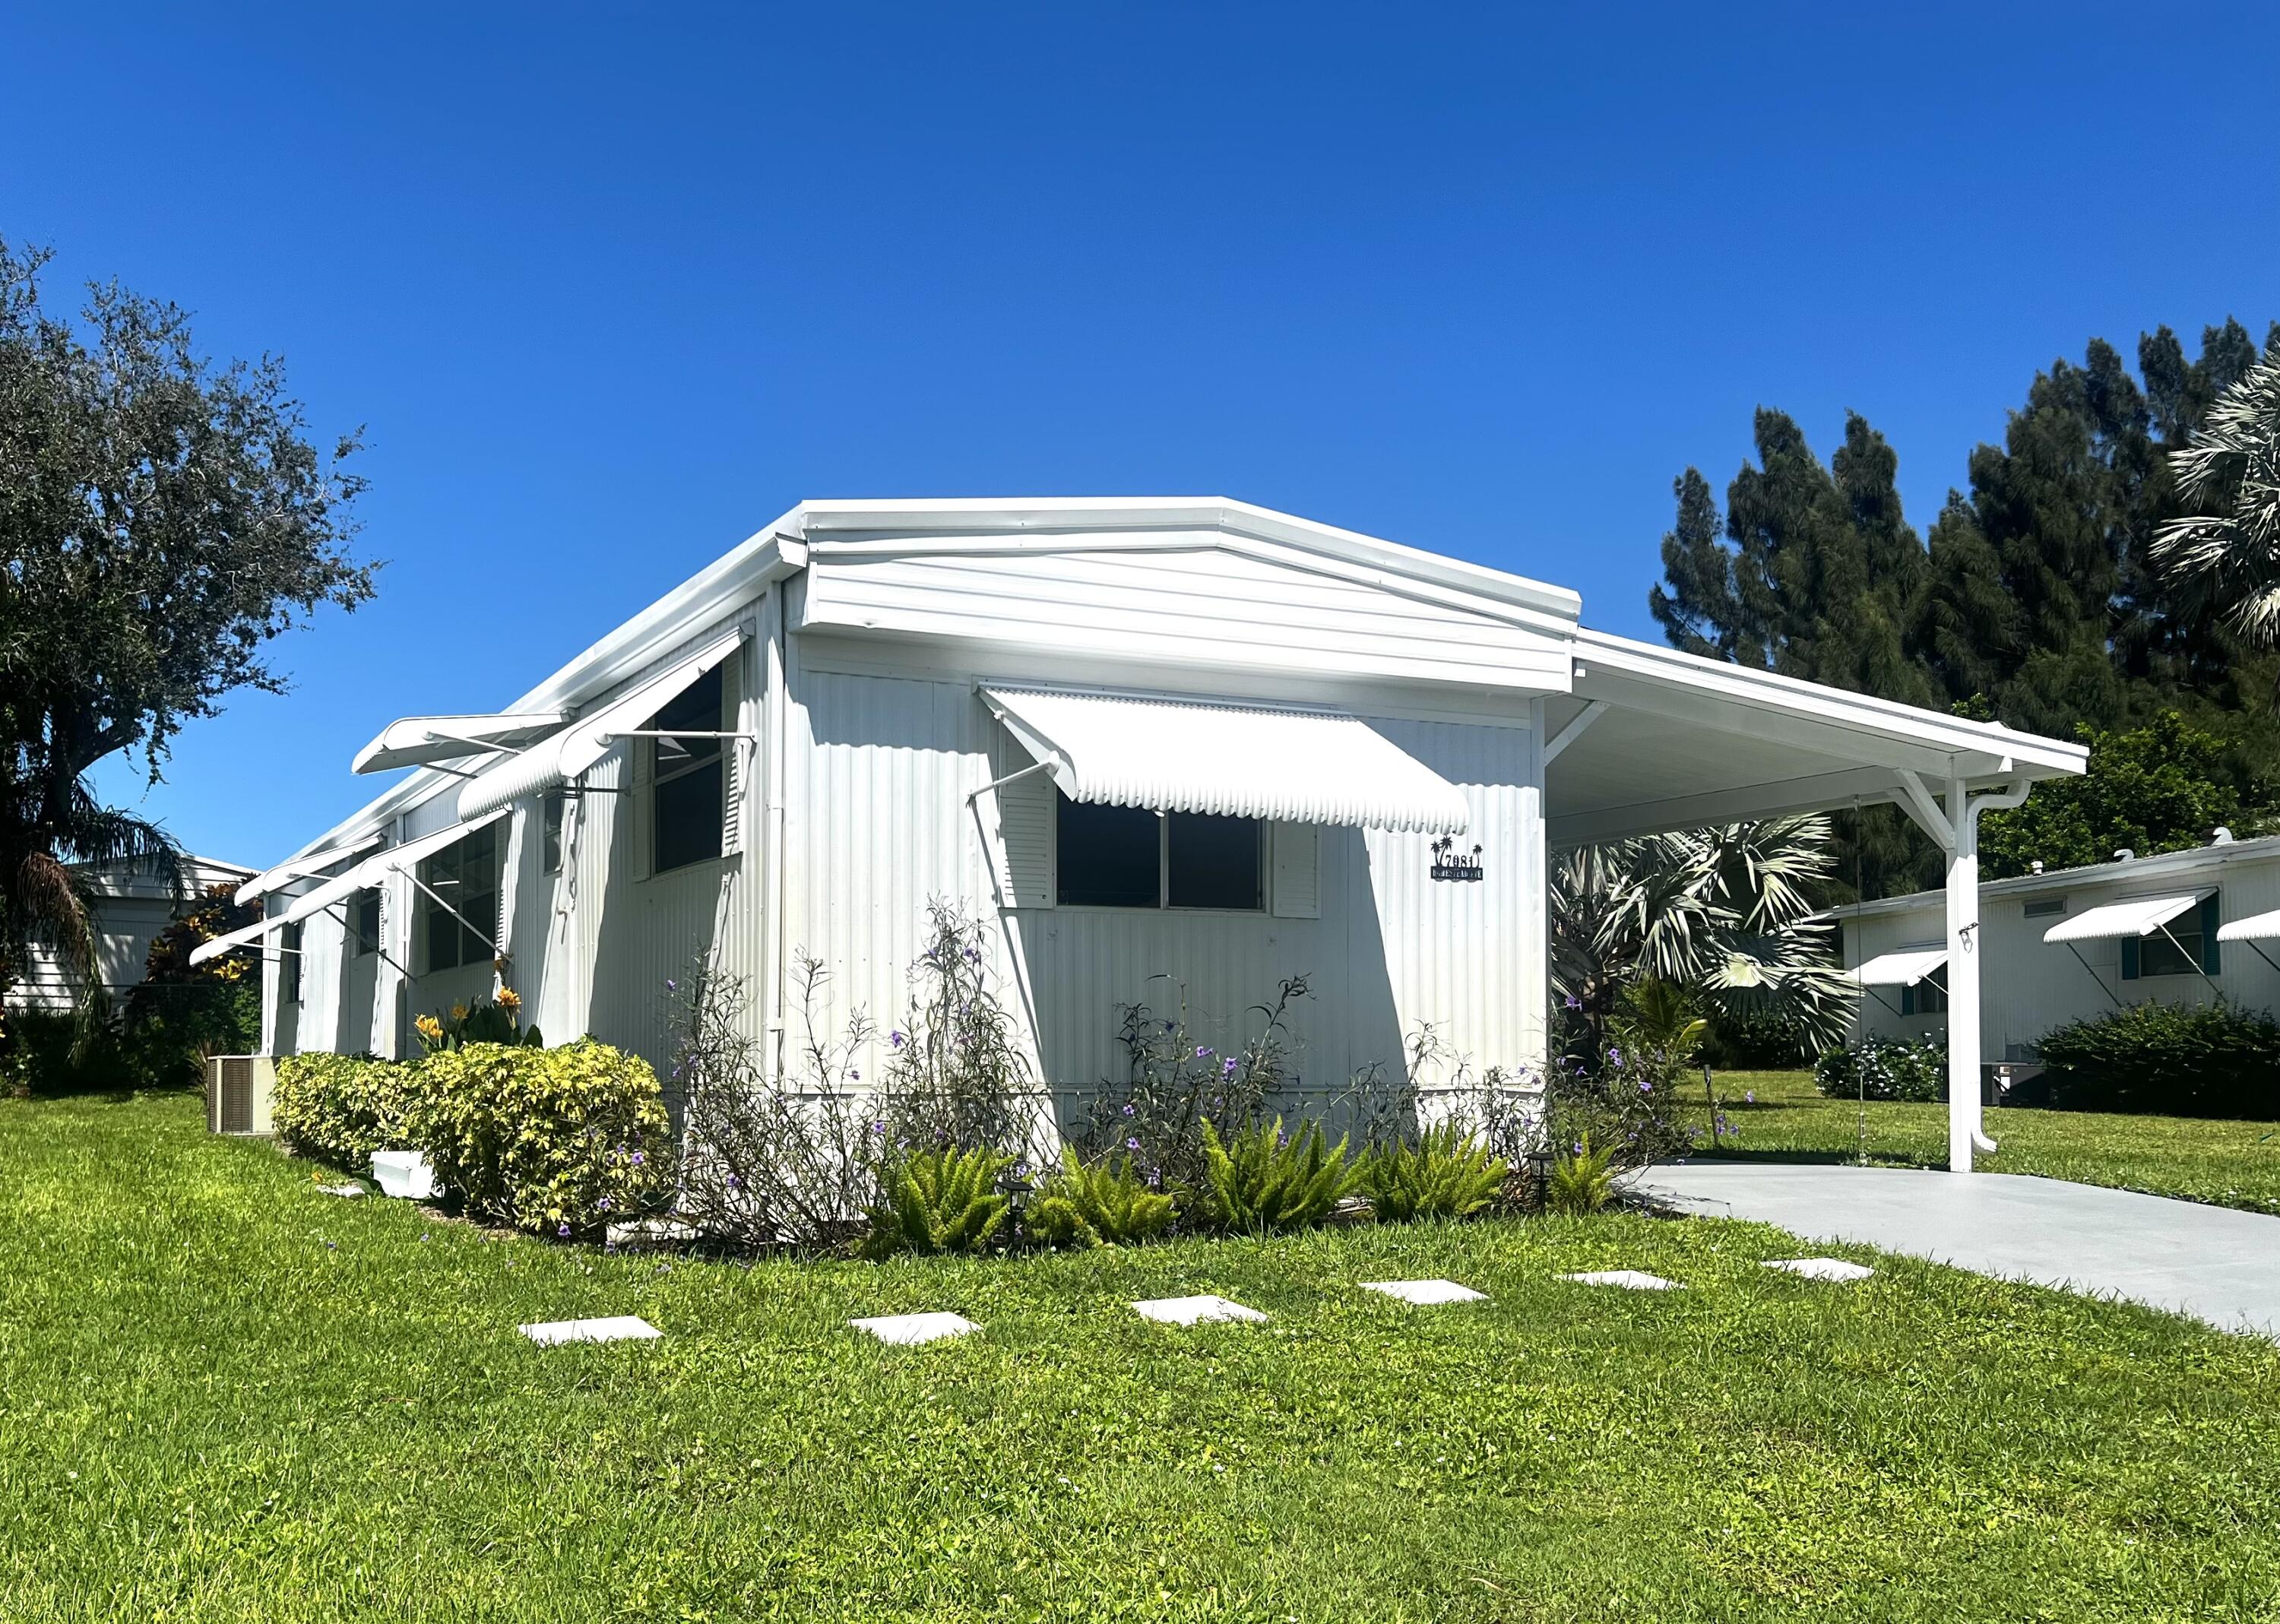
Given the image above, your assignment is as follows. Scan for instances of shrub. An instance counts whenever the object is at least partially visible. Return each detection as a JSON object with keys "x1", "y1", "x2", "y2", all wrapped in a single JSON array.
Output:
[
  {"x1": 1544, "y1": 1132, "x2": 1617, "y2": 1215},
  {"x1": 670, "y1": 956, "x2": 883, "y2": 1252},
  {"x1": 860, "y1": 1146, "x2": 1015, "y2": 1258},
  {"x1": 1197, "y1": 1117, "x2": 1360, "y2": 1233},
  {"x1": 1085, "y1": 974, "x2": 1308, "y2": 1192},
  {"x1": 2035, "y1": 1002, "x2": 2280, "y2": 1119},
  {"x1": 1699, "y1": 1006, "x2": 1810, "y2": 1068},
  {"x1": 1026, "y1": 1148, "x2": 1176, "y2": 1248},
  {"x1": 1359, "y1": 1120, "x2": 1508, "y2": 1223},
  {"x1": 879, "y1": 901, "x2": 1037, "y2": 1158},
  {"x1": 272, "y1": 1053, "x2": 417, "y2": 1169},
  {"x1": 407, "y1": 1039, "x2": 671, "y2": 1238},
  {"x1": 1814, "y1": 1036, "x2": 1946, "y2": 1103}
]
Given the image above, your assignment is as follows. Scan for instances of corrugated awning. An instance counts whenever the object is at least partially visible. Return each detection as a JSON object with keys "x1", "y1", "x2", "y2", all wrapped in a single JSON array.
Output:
[
  {"x1": 1852, "y1": 948, "x2": 1947, "y2": 987},
  {"x1": 236, "y1": 834, "x2": 382, "y2": 904},
  {"x1": 353, "y1": 711, "x2": 569, "y2": 775},
  {"x1": 2042, "y1": 891, "x2": 2211, "y2": 944},
  {"x1": 979, "y1": 685, "x2": 1471, "y2": 834},
  {"x1": 456, "y1": 632, "x2": 742, "y2": 821},
  {"x1": 2216, "y1": 908, "x2": 2280, "y2": 943},
  {"x1": 186, "y1": 916, "x2": 276, "y2": 967}
]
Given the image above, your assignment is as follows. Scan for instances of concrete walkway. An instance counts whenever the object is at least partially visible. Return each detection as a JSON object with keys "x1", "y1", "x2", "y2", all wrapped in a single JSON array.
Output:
[{"x1": 1636, "y1": 1160, "x2": 2280, "y2": 1338}]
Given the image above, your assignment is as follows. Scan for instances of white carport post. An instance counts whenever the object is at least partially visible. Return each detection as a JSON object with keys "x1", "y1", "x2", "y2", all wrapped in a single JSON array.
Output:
[{"x1": 1897, "y1": 766, "x2": 2031, "y2": 1172}]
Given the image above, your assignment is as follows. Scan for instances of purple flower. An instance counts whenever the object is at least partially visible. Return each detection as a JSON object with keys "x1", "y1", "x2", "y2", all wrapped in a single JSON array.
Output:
[
  {"x1": 851, "y1": 1068, "x2": 860, "y2": 1081},
  {"x1": 1607, "y1": 1048, "x2": 1625, "y2": 1071},
  {"x1": 890, "y1": 1030, "x2": 906, "y2": 1049},
  {"x1": 725, "y1": 1173, "x2": 741, "y2": 1189},
  {"x1": 666, "y1": 978, "x2": 678, "y2": 991},
  {"x1": 1014, "y1": 1160, "x2": 1030, "y2": 1177},
  {"x1": 872, "y1": 1121, "x2": 887, "y2": 1136},
  {"x1": 1164, "y1": 1021, "x2": 1176, "y2": 1033},
  {"x1": 1638, "y1": 1078, "x2": 1652, "y2": 1094},
  {"x1": 1221, "y1": 1057, "x2": 1237, "y2": 1076},
  {"x1": 1563, "y1": 995, "x2": 1582, "y2": 1011},
  {"x1": 1744, "y1": 1091, "x2": 1756, "y2": 1103},
  {"x1": 631, "y1": 1151, "x2": 645, "y2": 1166},
  {"x1": 597, "y1": 1196, "x2": 614, "y2": 1211},
  {"x1": 1195, "y1": 1046, "x2": 1212, "y2": 1059},
  {"x1": 1122, "y1": 1103, "x2": 1135, "y2": 1117},
  {"x1": 1126, "y1": 1136, "x2": 1141, "y2": 1151},
  {"x1": 557, "y1": 1223, "x2": 572, "y2": 1237}
]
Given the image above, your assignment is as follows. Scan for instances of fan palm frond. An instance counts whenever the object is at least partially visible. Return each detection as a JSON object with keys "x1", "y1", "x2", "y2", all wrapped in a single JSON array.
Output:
[{"x1": 2153, "y1": 352, "x2": 2280, "y2": 646}]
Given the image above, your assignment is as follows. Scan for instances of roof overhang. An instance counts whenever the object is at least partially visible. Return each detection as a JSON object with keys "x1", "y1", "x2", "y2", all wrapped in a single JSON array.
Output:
[
  {"x1": 2044, "y1": 892, "x2": 2211, "y2": 944},
  {"x1": 353, "y1": 711, "x2": 569, "y2": 775},
  {"x1": 1852, "y1": 948, "x2": 1949, "y2": 987},
  {"x1": 1548, "y1": 631, "x2": 2088, "y2": 846},
  {"x1": 980, "y1": 682, "x2": 1472, "y2": 834}
]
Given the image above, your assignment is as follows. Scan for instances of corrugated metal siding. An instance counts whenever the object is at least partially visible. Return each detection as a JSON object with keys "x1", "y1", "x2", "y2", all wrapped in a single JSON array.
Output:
[
  {"x1": 1845, "y1": 851, "x2": 2280, "y2": 1056},
  {"x1": 785, "y1": 660, "x2": 1546, "y2": 1118},
  {"x1": 802, "y1": 542, "x2": 1569, "y2": 692}
]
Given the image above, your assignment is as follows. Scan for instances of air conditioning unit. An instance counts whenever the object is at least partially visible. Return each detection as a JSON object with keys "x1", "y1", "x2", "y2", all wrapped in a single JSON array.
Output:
[{"x1": 204, "y1": 1054, "x2": 277, "y2": 1135}]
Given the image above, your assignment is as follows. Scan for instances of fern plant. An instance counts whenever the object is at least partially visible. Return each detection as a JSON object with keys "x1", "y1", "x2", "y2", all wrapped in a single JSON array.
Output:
[
  {"x1": 1360, "y1": 1121, "x2": 1509, "y2": 1223},
  {"x1": 1199, "y1": 1118, "x2": 1359, "y2": 1233},
  {"x1": 1027, "y1": 1148, "x2": 1176, "y2": 1248},
  {"x1": 1544, "y1": 1132, "x2": 1617, "y2": 1216},
  {"x1": 860, "y1": 1146, "x2": 1014, "y2": 1258}
]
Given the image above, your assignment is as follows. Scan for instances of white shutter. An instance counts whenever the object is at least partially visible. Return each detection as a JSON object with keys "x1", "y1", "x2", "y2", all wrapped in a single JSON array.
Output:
[
  {"x1": 720, "y1": 640, "x2": 746, "y2": 857},
  {"x1": 997, "y1": 768, "x2": 1056, "y2": 909},
  {"x1": 1271, "y1": 822, "x2": 1319, "y2": 919}
]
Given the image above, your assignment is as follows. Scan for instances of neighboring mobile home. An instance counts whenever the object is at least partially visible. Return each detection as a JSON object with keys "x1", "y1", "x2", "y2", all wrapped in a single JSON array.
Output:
[
  {"x1": 10, "y1": 853, "x2": 254, "y2": 1014},
  {"x1": 1835, "y1": 834, "x2": 2280, "y2": 1068},
  {"x1": 201, "y1": 499, "x2": 2084, "y2": 1170}
]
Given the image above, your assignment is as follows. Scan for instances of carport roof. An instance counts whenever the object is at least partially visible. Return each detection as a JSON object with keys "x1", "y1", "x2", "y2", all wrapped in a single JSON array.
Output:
[{"x1": 1546, "y1": 630, "x2": 2087, "y2": 847}]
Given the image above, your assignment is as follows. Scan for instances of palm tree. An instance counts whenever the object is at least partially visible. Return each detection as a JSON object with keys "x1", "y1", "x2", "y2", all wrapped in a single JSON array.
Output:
[
  {"x1": 2153, "y1": 348, "x2": 2280, "y2": 644},
  {"x1": 1550, "y1": 815, "x2": 1851, "y2": 1059}
]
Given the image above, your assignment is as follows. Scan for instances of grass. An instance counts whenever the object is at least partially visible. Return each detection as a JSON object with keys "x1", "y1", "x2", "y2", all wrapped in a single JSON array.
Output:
[
  {"x1": 5, "y1": 1091, "x2": 2279, "y2": 1622},
  {"x1": 1693, "y1": 1068, "x2": 2280, "y2": 1216}
]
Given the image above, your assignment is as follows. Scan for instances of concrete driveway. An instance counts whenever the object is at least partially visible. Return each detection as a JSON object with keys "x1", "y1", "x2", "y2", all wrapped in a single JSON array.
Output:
[{"x1": 1636, "y1": 1160, "x2": 2280, "y2": 1338}]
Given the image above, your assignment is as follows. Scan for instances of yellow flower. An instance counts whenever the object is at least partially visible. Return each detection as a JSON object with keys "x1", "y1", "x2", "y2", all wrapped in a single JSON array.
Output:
[
  {"x1": 496, "y1": 987, "x2": 522, "y2": 1011},
  {"x1": 450, "y1": 1004, "x2": 470, "y2": 1022},
  {"x1": 415, "y1": 1014, "x2": 445, "y2": 1042}
]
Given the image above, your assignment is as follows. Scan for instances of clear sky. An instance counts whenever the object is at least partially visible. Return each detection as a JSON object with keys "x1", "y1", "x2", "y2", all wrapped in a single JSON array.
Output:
[{"x1": 8, "y1": 2, "x2": 2277, "y2": 867}]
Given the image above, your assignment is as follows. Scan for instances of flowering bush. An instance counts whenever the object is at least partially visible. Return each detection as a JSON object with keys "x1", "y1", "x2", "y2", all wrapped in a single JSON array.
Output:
[
  {"x1": 272, "y1": 1053, "x2": 418, "y2": 1170},
  {"x1": 406, "y1": 1039, "x2": 670, "y2": 1237},
  {"x1": 413, "y1": 989, "x2": 540, "y2": 1054},
  {"x1": 1085, "y1": 974, "x2": 1308, "y2": 1192},
  {"x1": 1813, "y1": 1036, "x2": 1945, "y2": 1103},
  {"x1": 878, "y1": 901, "x2": 1036, "y2": 1158}
]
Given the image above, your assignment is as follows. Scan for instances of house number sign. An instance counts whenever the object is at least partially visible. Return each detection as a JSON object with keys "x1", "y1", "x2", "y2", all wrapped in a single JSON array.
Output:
[{"x1": 1430, "y1": 836, "x2": 1484, "y2": 882}]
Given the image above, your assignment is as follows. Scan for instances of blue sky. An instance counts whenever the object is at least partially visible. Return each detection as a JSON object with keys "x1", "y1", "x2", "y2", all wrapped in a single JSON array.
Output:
[{"x1": 8, "y1": 2, "x2": 2277, "y2": 866}]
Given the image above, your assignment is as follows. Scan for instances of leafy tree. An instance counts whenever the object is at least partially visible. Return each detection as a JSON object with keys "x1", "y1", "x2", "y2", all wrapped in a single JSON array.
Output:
[
  {"x1": 1977, "y1": 712, "x2": 2243, "y2": 878},
  {"x1": 0, "y1": 239, "x2": 372, "y2": 1041}
]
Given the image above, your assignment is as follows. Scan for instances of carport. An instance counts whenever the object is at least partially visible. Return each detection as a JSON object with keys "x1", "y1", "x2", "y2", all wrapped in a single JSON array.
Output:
[{"x1": 1541, "y1": 629, "x2": 2087, "y2": 1173}]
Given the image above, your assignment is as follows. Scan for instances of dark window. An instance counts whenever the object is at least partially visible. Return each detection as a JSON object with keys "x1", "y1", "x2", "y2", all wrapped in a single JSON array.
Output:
[
  {"x1": 421, "y1": 823, "x2": 498, "y2": 973},
  {"x1": 2022, "y1": 896, "x2": 2067, "y2": 919},
  {"x1": 542, "y1": 790, "x2": 565, "y2": 875},
  {"x1": 280, "y1": 922, "x2": 302, "y2": 1002},
  {"x1": 1054, "y1": 792, "x2": 1264, "y2": 911},
  {"x1": 653, "y1": 667, "x2": 724, "y2": 874},
  {"x1": 1901, "y1": 976, "x2": 1948, "y2": 1016},
  {"x1": 1056, "y1": 796, "x2": 1161, "y2": 907},
  {"x1": 352, "y1": 891, "x2": 381, "y2": 957},
  {"x1": 2139, "y1": 922, "x2": 2205, "y2": 978},
  {"x1": 1168, "y1": 813, "x2": 1262, "y2": 910}
]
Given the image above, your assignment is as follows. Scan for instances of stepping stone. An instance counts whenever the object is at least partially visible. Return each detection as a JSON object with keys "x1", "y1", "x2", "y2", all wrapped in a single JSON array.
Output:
[
  {"x1": 1764, "y1": 1257, "x2": 1875, "y2": 1283},
  {"x1": 605, "y1": 1216, "x2": 702, "y2": 1248},
  {"x1": 315, "y1": 1182, "x2": 365, "y2": 1198},
  {"x1": 519, "y1": 1315, "x2": 663, "y2": 1347},
  {"x1": 1560, "y1": 1270, "x2": 1680, "y2": 1291},
  {"x1": 1362, "y1": 1278, "x2": 1486, "y2": 1306},
  {"x1": 850, "y1": 1311, "x2": 978, "y2": 1346},
  {"x1": 1130, "y1": 1293, "x2": 1267, "y2": 1326}
]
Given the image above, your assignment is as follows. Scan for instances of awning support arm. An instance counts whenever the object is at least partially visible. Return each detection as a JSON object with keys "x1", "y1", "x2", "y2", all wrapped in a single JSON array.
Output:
[
  {"x1": 313, "y1": 899, "x2": 415, "y2": 982},
  {"x1": 966, "y1": 758, "x2": 1053, "y2": 804},
  {"x1": 404, "y1": 872, "x2": 499, "y2": 958},
  {"x1": 2152, "y1": 922, "x2": 2224, "y2": 999},
  {"x1": 2246, "y1": 940, "x2": 2280, "y2": 980},
  {"x1": 2065, "y1": 942, "x2": 2126, "y2": 1010}
]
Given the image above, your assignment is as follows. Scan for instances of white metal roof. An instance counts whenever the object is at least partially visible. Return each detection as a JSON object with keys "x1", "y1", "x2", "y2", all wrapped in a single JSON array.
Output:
[
  {"x1": 980, "y1": 685, "x2": 1472, "y2": 834},
  {"x1": 353, "y1": 711, "x2": 568, "y2": 775},
  {"x1": 1829, "y1": 834, "x2": 2280, "y2": 923},
  {"x1": 2041, "y1": 892, "x2": 2211, "y2": 944},
  {"x1": 2216, "y1": 908, "x2": 2280, "y2": 942},
  {"x1": 237, "y1": 834, "x2": 382, "y2": 904},
  {"x1": 1851, "y1": 948, "x2": 1948, "y2": 987},
  {"x1": 455, "y1": 631, "x2": 743, "y2": 821}
]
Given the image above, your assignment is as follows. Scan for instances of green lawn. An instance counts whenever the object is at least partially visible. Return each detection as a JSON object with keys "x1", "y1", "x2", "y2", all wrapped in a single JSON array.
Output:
[
  {"x1": 5, "y1": 1091, "x2": 2278, "y2": 1622},
  {"x1": 1693, "y1": 1068, "x2": 2280, "y2": 1216}
]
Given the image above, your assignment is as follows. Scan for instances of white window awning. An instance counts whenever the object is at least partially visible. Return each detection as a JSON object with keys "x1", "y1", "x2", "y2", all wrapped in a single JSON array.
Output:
[
  {"x1": 353, "y1": 711, "x2": 569, "y2": 775},
  {"x1": 236, "y1": 834, "x2": 382, "y2": 904},
  {"x1": 1851, "y1": 948, "x2": 1947, "y2": 987},
  {"x1": 200, "y1": 809, "x2": 514, "y2": 959},
  {"x1": 455, "y1": 632, "x2": 743, "y2": 821},
  {"x1": 2216, "y1": 908, "x2": 2280, "y2": 943},
  {"x1": 2042, "y1": 891, "x2": 2211, "y2": 945},
  {"x1": 186, "y1": 916, "x2": 278, "y2": 967},
  {"x1": 979, "y1": 685, "x2": 1471, "y2": 834}
]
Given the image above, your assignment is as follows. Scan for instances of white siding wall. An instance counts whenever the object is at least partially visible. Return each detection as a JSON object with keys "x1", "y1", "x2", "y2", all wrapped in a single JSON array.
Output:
[{"x1": 1844, "y1": 850, "x2": 2280, "y2": 1056}]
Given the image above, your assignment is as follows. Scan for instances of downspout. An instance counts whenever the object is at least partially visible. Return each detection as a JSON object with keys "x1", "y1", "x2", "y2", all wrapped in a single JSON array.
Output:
[{"x1": 760, "y1": 581, "x2": 790, "y2": 1081}]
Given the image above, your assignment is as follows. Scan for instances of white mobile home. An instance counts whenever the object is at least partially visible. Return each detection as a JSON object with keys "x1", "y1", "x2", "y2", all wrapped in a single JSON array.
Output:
[
  {"x1": 11, "y1": 853, "x2": 254, "y2": 1014},
  {"x1": 1836, "y1": 834, "x2": 2280, "y2": 1064},
  {"x1": 204, "y1": 499, "x2": 2083, "y2": 1170}
]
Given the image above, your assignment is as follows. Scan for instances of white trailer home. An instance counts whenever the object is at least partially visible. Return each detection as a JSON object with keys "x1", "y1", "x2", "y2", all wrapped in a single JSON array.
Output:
[
  {"x1": 10, "y1": 853, "x2": 254, "y2": 1014},
  {"x1": 1835, "y1": 834, "x2": 2280, "y2": 1068},
  {"x1": 202, "y1": 499, "x2": 2084, "y2": 1171}
]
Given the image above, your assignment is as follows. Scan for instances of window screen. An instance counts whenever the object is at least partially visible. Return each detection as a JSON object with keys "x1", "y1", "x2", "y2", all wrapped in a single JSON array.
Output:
[
  {"x1": 422, "y1": 822, "x2": 498, "y2": 972},
  {"x1": 1168, "y1": 813, "x2": 1261, "y2": 910},
  {"x1": 280, "y1": 922, "x2": 302, "y2": 1002},
  {"x1": 653, "y1": 667, "x2": 724, "y2": 874},
  {"x1": 542, "y1": 790, "x2": 565, "y2": 875},
  {"x1": 1053, "y1": 792, "x2": 1264, "y2": 911},
  {"x1": 1056, "y1": 796, "x2": 1160, "y2": 907},
  {"x1": 352, "y1": 891, "x2": 381, "y2": 957}
]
